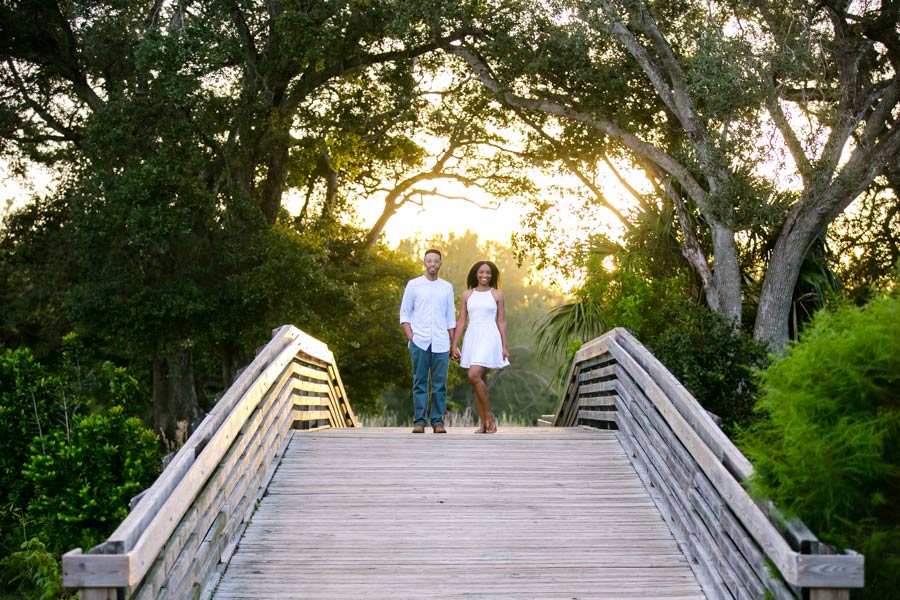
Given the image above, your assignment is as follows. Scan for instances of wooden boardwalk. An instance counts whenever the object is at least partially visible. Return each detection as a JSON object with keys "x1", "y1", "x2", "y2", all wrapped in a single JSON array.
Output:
[{"x1": 213, "y1": 426, "x2": 705, "y2": 599}]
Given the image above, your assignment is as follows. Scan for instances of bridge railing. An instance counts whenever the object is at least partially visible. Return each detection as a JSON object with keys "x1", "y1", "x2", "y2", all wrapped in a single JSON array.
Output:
[
  {"x1": 62, "y1": 325, "x2": 356, "y2": 600},
  {"x1": 551, "y1": 328, "x2": 863, "y2": 600}
]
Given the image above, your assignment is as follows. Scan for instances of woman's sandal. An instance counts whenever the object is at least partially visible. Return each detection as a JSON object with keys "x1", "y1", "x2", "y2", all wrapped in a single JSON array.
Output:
[
  {"x1": 485, "y1": 416, "x2": 499, "y2": 434},
  {"x1": 474, "y1": 425, "x2": 486, "y2": 434}
]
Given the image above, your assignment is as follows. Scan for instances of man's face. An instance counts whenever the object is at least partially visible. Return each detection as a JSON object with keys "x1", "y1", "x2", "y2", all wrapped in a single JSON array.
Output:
[{"x1": 423, "y1": 252, "x2": 442, "y2": 278}]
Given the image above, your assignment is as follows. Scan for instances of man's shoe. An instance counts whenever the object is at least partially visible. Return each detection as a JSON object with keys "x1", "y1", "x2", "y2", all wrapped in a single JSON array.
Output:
[
  {"x1": 412, "y1": 424, "x2": 425, "y2": 434},
  {"x1": 433, "y1": 424, "x2": 447, "y2": 433}
]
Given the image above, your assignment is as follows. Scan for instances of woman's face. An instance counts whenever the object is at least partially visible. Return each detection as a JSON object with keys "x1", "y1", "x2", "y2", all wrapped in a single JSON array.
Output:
[{"x1": 476, "y1": 264, "x2": 493, "y2": 286}]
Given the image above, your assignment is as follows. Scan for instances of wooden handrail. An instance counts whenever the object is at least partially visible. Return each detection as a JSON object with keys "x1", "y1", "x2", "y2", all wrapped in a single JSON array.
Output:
[
  {"x1": 551, "y1": 328, "x2": 863, "y2": 599},
  {"x1": 62, "y1": 325, "x2": 357, "y2": 599}
]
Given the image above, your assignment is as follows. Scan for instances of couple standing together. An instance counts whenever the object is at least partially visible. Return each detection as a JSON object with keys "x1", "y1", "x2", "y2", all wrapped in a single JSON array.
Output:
[{"x1": 399, "y1": 249, "x2": 510, "y2": 434}]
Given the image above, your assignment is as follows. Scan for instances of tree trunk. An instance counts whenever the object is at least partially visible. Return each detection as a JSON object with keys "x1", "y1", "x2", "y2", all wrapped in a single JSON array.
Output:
[
  {"x1": 220, "y1": 344, "x2": 249, "y2": 389},
  {"x1": 755, "y1": 127, "x2": 900, "y2": 351},
  {"x1": 709, "y1": 221, "x2": 743, "y2": 326},
  {"x1": 363, "y1": 201, "x2": 398, "y2": 252},
  {"x1": 754, "y1": 200, "x2": 825, "y2": 351},
  {"x1": 152, "y1": 349, "x2": 201, "y2": 447},
  {"x1": 260, "y1": 133, "x2": 290, "y2": 225}
]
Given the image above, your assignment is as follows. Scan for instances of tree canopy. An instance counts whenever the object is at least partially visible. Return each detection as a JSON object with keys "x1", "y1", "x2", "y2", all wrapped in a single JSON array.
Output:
[
  {"x1": 434, "y1": 0, "x2": 899, "y2": 349},
  {"x1": 2, "y1": 0, "x2": 898, "y2": 428}
]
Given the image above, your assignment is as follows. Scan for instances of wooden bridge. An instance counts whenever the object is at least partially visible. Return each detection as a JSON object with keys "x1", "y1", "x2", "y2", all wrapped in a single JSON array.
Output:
[{"x1": 62, "y1": 326, "x2": 864, "y2": 599}]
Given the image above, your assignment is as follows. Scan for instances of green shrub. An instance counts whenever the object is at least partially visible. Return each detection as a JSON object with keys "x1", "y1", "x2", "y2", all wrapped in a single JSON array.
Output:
[
  {"x1": 653, "y1": 308, "x2": 769, "y2": 434},
  {"x1": 1, "y1": 342, "x2": 159, "y2": 597},
  {"x1": 23, "y1": 406, "x2": 162, "y2": 555},
  {"x1": 0, "y1": 347, "x2": 59, "y2": 526},
  {"x1": 739, "y1": 291, "x2": 900, "y2": 599},
  {"x1": 0, "y1": 538, "x2": 70, "y2": 600},
  {"x1": 537, "y1": 266, "x2": 769, "y2": 433}
]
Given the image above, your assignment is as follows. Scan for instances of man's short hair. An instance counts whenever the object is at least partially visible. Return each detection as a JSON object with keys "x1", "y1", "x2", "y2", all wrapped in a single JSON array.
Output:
[{"x1": 424, "y1": 248, "x2": 442, "y2": 259}]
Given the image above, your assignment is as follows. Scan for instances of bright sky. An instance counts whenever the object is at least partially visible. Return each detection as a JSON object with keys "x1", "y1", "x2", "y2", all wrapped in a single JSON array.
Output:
[
  {"x1": 1, "y1": 164, "x2": 528, "y2": 246},
  {"x1": 356, "y1": 190, "x2": 526, "y2": 247},
  {"x1": 1, "y1": 164, "x2": 53, "y2": 225},
  {"x1": 2, "y1": 159, "x2": 628, "y2": 264},
  {"x1": 348, "y1": 151, "x2": 641, "y2": 252}
]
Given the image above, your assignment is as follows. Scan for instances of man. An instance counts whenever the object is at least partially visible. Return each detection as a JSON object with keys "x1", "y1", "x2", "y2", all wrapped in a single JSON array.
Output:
[{"x1": 399, "y1": 249, "x2": 456, "y2": 433}]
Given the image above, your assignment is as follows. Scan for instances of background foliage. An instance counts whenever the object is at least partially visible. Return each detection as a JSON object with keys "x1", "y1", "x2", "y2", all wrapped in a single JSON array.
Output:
[
  {"x1": 535, "y1": 245, "x2": 768, "y2": 435},
  {"x1": 0, "y1": 340, "x2": 160, "y2": 599},
  {"x1": 378, "y1": 232, "x2": 563, "y2": 425}
]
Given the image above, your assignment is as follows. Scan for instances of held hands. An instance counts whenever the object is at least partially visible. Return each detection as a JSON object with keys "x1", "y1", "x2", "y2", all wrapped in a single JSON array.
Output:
[{"x1": 451, "y1": 347, "x2": 461, "y2": 362}]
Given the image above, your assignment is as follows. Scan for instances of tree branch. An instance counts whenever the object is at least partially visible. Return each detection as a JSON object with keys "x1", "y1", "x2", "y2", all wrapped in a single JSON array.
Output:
[
  {"x1": 5, "y1": 59, "x2": 82, "y2": 144},
  {"x1": 284, "y1": 29, "x2": 474, "y2": 114},
  {"x1": 666, "y1": 176, "x2": 719, "y2": 311},
  {"x1": 640, "y1": 160, "x2": 717, "y2": 307},
  {"x1": 447, "y1": 44, "x2": 712, "y2": 214},
  {"x1": 596, "y1": 0, "x2": 714, "y2": 166},
  {"x1": 764, "y1": 90, "x2": 813, "y2": 181},
  {"x1": 143, "y1": 0, "x2": 167, "y2": 30},
  {"x1": 229, "y1": 2, "x2": 259, "y2": 73},
  {"x1": 592, "y1": 1, "x2": 681, "y2": 120},
  {"x1": 602, "y1": 154, "x2": 653, "y2": 214},
  {"x1": 510, "y1": 105, "x2": 631, "y2": 228},
  {"x1": 858, "y1": 78, "x2": 900, "y2": 147}
]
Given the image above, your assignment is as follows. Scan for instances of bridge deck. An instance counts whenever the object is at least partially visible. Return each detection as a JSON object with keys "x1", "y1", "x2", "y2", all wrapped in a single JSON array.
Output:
[{"x1": 213, "y1": 426, "x2": 705, "y2": 599}]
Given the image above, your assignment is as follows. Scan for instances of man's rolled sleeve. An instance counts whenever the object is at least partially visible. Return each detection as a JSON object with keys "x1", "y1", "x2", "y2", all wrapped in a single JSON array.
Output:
[{"x1": 399, "y1": 282, "x2": 413, "y2": 324}]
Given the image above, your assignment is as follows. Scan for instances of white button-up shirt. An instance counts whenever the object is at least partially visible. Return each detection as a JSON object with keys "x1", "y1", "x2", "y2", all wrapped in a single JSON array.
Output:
[{"x1": 399, "y1": 275, "x2": 456, "y2": 353}]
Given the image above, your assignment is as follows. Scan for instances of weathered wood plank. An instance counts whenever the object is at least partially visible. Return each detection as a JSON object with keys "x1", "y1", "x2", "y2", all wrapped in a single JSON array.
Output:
[
  {"x1": 616, "y1": 401, "x2": 732, "y2": 599},
  {"x1": 64, "y1": 325, "x2": 356, "y2": 598},
  {"x1": 553, "y1": 363, "x2": 582, "y2": 426},
  {"x1": 612, "y1": 329, "x2": 753, "y2": 479},
  {"x1": 108, "y1": 329, "x2": 301, "y2": 561},
  {"x1": 213, "y1": 427, "x2": 706, "y2": 600},
  {"x1": 577, "y1": 394, "x2": 618, "y2": 408},
  {"x1": 578, "y1": 363, "x2": 616, "y2": 382},
  {"x1": 607, "y1": 335, "x2": 864, "y2": 589},
  {"x1": 578, "y1": 380, "x2": 618, "y2": 395},
  {"x1": 326, "y1": 361, "x2": 357, "y2": 427},
  {"x1": 134, "y1": 365, "x2": 296, "y2": 598}
]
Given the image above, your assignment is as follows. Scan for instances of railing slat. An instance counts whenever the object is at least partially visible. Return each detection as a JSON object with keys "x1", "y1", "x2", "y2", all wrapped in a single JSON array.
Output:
[
  {"x1": 614, "y1": 329, "x2": 754, "y2": 479},
  {"x1": 63, "y1": 325, "x2": 355, "y2": 598},
  {"x1": 551, "y1": 328, "x2": 864, "y2": 597},
  {"x1": 607, "y1": 336, "x2": 811, "y2": 585}
]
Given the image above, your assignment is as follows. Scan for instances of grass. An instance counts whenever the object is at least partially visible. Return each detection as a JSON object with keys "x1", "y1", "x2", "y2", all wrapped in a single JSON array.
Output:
[{"x1": 360, "y1": 408, "x2": 533, "y2": 428}]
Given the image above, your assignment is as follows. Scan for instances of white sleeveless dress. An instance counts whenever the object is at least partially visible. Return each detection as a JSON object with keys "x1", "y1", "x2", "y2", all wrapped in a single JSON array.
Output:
[{"x1": 459, "y1": 289, "x2": 510, "y2": 369}]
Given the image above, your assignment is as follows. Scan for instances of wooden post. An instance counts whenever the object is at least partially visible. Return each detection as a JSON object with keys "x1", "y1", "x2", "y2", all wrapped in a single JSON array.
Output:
[
  {"x1": 78, "y1": 589, "x2": 121, "y2": 600},
  {"x1": 810, "y1": 589, "x2": 850, "y2": 600}
]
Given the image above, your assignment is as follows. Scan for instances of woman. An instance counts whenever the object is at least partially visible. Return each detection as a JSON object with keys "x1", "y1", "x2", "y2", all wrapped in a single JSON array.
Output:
[{"x1": 451, "y1": 261, "x2": 510, "y2": 434}]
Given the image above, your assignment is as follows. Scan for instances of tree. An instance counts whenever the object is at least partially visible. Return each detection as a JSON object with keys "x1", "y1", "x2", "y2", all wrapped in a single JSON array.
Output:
[
  {"x1": 279, "y1": 51, "x2": 538, "y2": 252},
  {"x1": 0, "y1": 0, "x2": 477, "y2": 438},
  {"x1": 437, "y1": 0, "x2": 900, "y2": 350},
  {"x1": 0, "y1": 0, "x2": 470, "y2": 219},
  {"x1": 0, "y1": 195, "x2": 72, "y2": 357}
]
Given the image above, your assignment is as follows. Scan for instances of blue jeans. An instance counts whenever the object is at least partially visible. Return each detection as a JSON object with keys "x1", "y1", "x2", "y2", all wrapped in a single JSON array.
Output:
[{"x1": 409, "y1": 342, "x2": 449, "y2": 426}]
